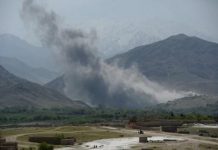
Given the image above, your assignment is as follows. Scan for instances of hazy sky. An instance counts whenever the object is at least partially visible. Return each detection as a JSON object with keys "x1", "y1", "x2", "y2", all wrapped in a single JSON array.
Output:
[{"x1": 0, "y1": 0, "x2": 218, "y2": 57}]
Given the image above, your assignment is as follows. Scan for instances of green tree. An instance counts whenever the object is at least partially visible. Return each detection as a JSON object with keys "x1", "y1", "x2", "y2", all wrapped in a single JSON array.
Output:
[
  {"x1": 129, "y1": 116, "x2": 137, "y2": 123},
  {"x1": 38, "y1": 142, "x2": 53, "y2": 150}
]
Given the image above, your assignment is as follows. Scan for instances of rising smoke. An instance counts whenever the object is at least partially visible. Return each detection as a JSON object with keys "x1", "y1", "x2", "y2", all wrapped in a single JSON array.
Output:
[{"x1": 21, "y1": 0, "x2": 189, "y2": 108}]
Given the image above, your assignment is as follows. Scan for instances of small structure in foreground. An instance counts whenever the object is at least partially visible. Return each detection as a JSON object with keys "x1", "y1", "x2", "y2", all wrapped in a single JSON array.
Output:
[
  {"x1": 139, "y1": 137, "x2": 148, "y2": 143},
  {"x1": 60, "y1": 138, "x2": 76, "y2": 145},
  {"x1": 0, "y1": 137, "x2": 18, "y2": 150},
  {"x1": 29, "y1": 136, "x2": 76, "y2": 145},
  {"x1": 138, "y1": 129, "x2": 144, "y2": 134},
  {"x1": 161, "y1": 126, "x2": 178, "y2": 133}
]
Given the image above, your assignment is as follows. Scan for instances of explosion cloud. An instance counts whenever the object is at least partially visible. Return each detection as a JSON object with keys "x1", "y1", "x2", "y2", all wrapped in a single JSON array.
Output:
[{"x1": 21, "y1": 0, "x2": 189, "y2": 108}]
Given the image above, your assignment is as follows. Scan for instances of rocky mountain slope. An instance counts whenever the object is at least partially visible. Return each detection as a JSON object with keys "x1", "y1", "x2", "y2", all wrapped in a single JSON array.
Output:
[
  {"x1": 0, "y1": 34, "x2": 56, "y2": 71},
  {"x1": 45, "y1": 34, "x2": 218, "y2": 109},
  {"x1": 108, "y1": 34, "x2": 218, "y2": 96},
  {"x1": 0, "y1": 65, "x2": 88, "y2": 109},
  {"x1": 162, "y1": 95, "x2": 218, "y2": 110},
  {"x1": 0, "y1": 56, "x2": 58, "y2": 84}
]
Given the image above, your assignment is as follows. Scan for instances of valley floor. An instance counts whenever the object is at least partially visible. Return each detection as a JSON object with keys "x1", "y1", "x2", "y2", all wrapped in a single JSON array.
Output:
[{"x1": 1, "y1": 125, "x2": 218, "y2": 150}]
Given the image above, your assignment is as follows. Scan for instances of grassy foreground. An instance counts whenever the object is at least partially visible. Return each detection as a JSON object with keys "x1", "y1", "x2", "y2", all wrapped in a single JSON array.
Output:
[{"x1": 0, "y1": 126, "x2": 130, "y2": 149}]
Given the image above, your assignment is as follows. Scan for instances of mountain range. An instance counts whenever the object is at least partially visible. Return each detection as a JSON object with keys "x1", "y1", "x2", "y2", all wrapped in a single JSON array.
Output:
[
  {"x1": 0, "y1": 65, "x2": 88, "y2": 109},
  {"x1": 1, "y1": 33, "x2": 218, "y2": 110},
  {"x1": 46, "y1": 34, "x2": 218, "y2": 109},
  {"x1": 0, "y1": 34, "x2": 57, "y2": 71},
  {"x1": 108, "y1": 34, "x2": 218, "y2": 96},
  {"x1": 0, "y1": 56, "x2": 59, "y2": 84}
]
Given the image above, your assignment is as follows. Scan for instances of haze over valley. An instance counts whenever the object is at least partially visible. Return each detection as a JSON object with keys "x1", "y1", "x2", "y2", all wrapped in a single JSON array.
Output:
[
  {"x1": 0, "y1": 0, "x2": 217, "y2": 109},
  {"x1": 0, "y1": 1, "x2": 218, "y2": 150}
]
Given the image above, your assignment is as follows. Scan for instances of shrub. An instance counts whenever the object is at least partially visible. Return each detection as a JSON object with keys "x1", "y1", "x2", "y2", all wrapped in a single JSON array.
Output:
[{"x1": 38, "y1": 142, "x2": 53, "y2": 150}]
